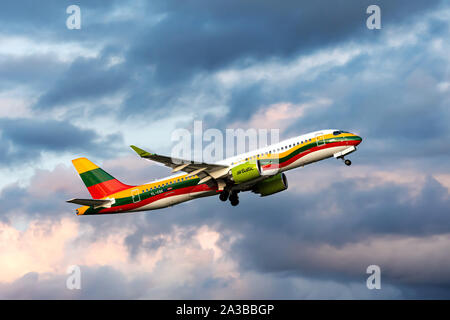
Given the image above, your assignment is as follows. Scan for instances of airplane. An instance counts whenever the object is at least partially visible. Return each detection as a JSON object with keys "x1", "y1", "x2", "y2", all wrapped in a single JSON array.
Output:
[{"x1": 67, "y1": 129, "x2": 362, "y2": 215}]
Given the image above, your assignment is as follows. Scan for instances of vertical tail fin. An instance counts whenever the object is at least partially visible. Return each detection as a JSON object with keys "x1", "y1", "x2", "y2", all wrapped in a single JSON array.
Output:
[{"x1": 72, "y1": 158, "x2": 132, "y2": 199}]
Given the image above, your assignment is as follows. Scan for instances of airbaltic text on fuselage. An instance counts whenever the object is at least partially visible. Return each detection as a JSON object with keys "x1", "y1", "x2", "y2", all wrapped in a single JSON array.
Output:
[{"x1": 237, "y1": 166, "x2": 255, "y2": 175}]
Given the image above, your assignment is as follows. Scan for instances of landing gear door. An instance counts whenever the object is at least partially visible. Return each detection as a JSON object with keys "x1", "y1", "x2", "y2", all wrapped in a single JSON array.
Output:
[
  {"x1": 315, "y1": 132, "x2": 325, "y2": 146},
  {"x1": 131, "y1": 189, "x2": 141, "y2": 203}
]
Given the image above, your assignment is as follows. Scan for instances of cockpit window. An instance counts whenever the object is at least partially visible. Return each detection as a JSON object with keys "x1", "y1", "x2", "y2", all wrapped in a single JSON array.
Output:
[{"x1": 333, "y1": 130, "x2": 342, "y2": 135}]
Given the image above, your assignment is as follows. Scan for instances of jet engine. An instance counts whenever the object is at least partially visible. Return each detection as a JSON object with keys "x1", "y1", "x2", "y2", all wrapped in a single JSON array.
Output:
[{"x1": 253, "y1": 173, "x2": 288, "y2": 196}]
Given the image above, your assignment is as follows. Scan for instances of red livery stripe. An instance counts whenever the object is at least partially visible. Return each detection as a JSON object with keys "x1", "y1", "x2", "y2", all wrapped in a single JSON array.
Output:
[
  {"x1": 262, "y1": 140, "x2": 359, "y2": 170},
  {"x1": 96, "y1": 184, "x2": 218, "y2": 214},
  {"x1": 87, "y1": 179, "x2": 132, "y2": 199}
]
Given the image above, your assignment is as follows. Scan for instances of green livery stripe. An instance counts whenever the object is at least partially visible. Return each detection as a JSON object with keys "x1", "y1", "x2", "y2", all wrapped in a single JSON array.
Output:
[
  {"x1": 258, "y1": 141, "x2": 315, "y2": 166},
  {"x1": 79, "y1": 168, "x2": 115, "y2": 188},
  {"x1": 323, "y1": 136, "x2": 361, "y2": 144},
  {"x1": 258, "y1": 136, "x2": 359, "y2": 166},
  {"x1": 84, "y1": 177, "x2": 201, "y2": 214},
  {"x1": 278, "y1": 142, "x2": 313, "y2": 164}
]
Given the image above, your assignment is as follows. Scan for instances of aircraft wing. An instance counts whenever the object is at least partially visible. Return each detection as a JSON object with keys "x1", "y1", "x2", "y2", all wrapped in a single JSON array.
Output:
[{"x1": 130, "y1": 145, "x2": 230, "y2": 182}]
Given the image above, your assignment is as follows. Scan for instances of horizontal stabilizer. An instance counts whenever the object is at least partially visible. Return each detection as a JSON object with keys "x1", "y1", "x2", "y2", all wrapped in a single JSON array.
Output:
[{"x1": 66, "y1": 198, "x2": 115, "y2": 208}]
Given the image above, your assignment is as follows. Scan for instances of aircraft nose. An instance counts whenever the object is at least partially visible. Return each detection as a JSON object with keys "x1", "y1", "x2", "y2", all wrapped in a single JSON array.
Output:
[{"x1": 354, "y1": 135, "x2": 363, "y2": 145}]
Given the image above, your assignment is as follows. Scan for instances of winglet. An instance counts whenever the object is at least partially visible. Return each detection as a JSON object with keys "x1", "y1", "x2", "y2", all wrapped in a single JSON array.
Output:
[{"x1": 130, "y1": 145, "x2": 154, "y2": 157}]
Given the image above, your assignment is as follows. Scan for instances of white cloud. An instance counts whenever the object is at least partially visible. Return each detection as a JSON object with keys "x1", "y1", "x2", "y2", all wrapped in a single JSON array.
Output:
[
  {"x1": 215, "y1": 46, "x2": 362, "y2": 88},
  {"x1": 302, "y1": 233, "x2": 450, "y2": 284},
  {"x1": 0, "y1": 217, "x2": 240, "y2": 298},
  {"x1": 230, "y1": 99, "x2": 332, "y2": 131},
  {"x1": 0, "y1": 35, "x2": 101, "y2": 63}
]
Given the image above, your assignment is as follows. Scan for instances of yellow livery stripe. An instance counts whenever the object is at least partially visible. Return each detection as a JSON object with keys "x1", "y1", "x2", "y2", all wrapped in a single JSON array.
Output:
[{"x1": 72, "y1": 158, "x2": 100, "y2": 174}]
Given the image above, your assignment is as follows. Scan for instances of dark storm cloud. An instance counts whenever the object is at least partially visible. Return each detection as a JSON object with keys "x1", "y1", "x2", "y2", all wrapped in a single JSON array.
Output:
[
  {"x1": 0, "y1": 0, "x2": 123, "y2": 37},
  {"x1": 284, "y1": 52, "x2": 450, "y2": 164},
  {"x1": 0, "y1": 156, "x2": 170, "y2": 221},
  {"x1": 1, "y1": 160, "x2": 449, "y2": 298},
  {"x1": 19, "y1": 0, "x2": 441, "y2": 115},
  {"x1": 0, "y1": 171, "x2": 83, "y2": 220},
  {"x1": 0, "y1": 267, "x2": 150, "y2": 299},
  {"x1": 102, "y1": 164, "x2": 450, "y2": 289},
  {"x1": 0, "y1": 184, "x2": 27, "y2": 217},
  {"x1": 0, "y1": 118, "x2": 123, "y2": 164},
  {"x1": 128, "y1": 0, "x2": 438, "y2": 81},
  {"x1": 35, "y1": 55, "x2": 130, "y2": 109},
  {"x1": 133, "y1": 172, "x2": 450, "y2": 246},
  {"x1": 226, "y1": 42, "x2": 448, "y2": 134},
  {"x1": 1, "y1": 0, "x2": 449, "y2": 300},
  {"x1": 0, "y1": 183, "x2": 78, "y2": 219},
  {"x1": 118, "y1": 0, "x2": 442, "y2": 115},
  {"x1": 0, "y1": 54, "x2": 67, "y2": 91}
]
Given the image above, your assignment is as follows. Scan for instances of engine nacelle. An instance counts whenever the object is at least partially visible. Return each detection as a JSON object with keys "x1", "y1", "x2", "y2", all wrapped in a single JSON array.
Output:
[
  {"x1": 230, "y1": 161, "x2": 261, "y2": 184},
  {"x1": 254, "y1": 173, "x2": 288, "y2": 196}
]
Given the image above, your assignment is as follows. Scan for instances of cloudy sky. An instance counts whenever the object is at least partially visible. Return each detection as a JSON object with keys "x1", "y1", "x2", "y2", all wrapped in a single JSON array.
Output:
[{"x1": 0, "y1": 0, "x2": 449, "y2": 299}]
